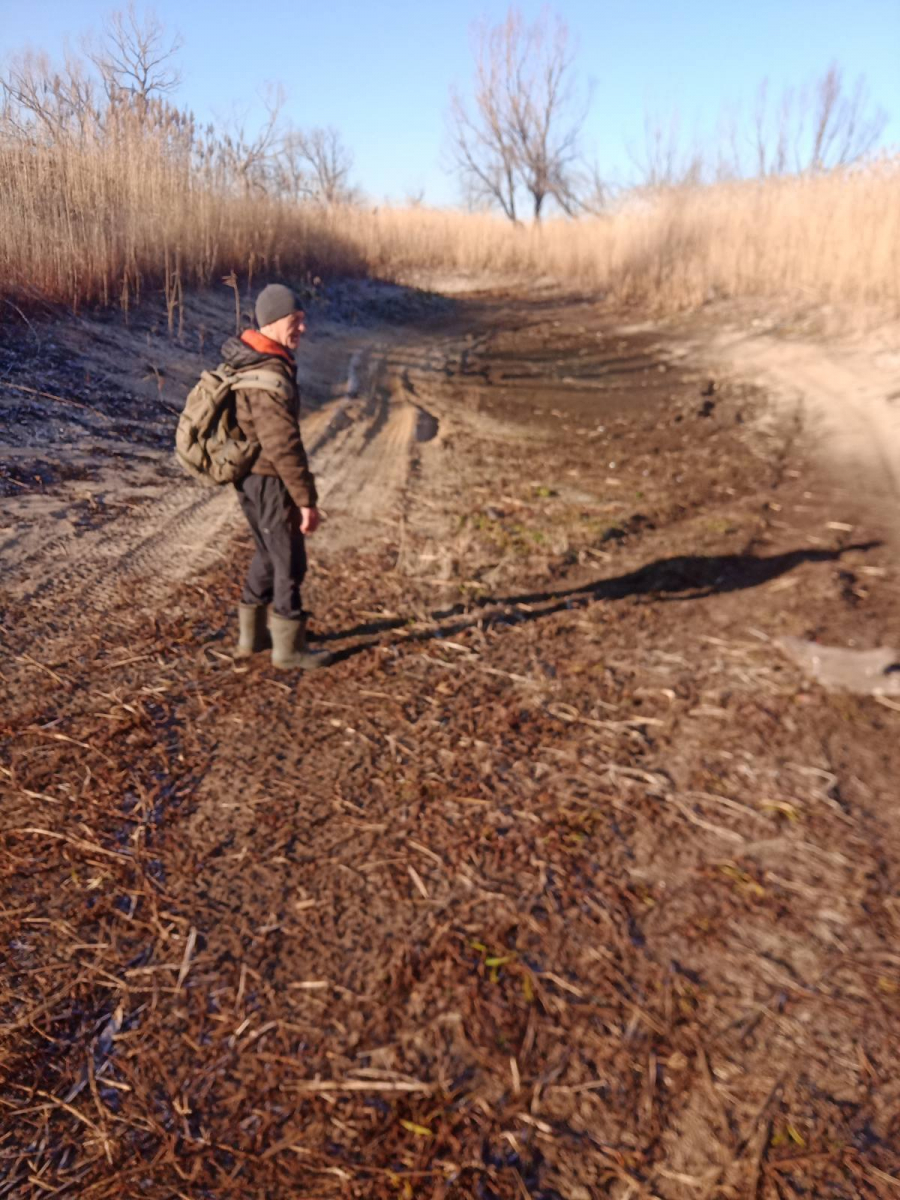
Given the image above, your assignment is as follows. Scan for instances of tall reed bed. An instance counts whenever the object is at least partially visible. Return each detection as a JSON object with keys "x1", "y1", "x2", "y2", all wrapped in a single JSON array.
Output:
[
  {"x1": 346, "y1": 166, "x2": 900, "y2": 315},
  {"x1": 0, "y1": 121, "x2": 367, "y2": 315},
  {"x1": 1, "y1": 119, "x2": 897, "y2": 320}
]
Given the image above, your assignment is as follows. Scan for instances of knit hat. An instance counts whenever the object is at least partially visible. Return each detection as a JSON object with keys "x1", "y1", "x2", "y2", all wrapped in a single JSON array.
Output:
[{"x1": 255, "y1": 283, "x2": 299, "y2": 329}]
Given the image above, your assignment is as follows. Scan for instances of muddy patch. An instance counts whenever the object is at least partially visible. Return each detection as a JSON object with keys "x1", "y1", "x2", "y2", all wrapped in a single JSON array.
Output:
[{"x1": 414, "y1": 405, "x2": 440, "y2": 443}]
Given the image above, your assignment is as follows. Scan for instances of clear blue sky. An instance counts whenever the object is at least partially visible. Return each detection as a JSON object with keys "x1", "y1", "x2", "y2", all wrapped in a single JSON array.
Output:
[{"x1": 4, "y1": 0, "x2": 898, "y2": 204}]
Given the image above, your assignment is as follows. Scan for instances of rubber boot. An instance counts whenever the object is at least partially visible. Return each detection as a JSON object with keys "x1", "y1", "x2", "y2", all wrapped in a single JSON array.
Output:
[
  {"x1": 236, "y1": 603, "x2": 271, "y2": 657},
  {"x1": 269, "y1": 612, "x2": 333, "y2": 670}
]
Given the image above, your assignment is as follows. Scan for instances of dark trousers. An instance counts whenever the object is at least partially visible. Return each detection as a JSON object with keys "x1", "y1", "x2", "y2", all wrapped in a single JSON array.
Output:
[{"x1": 235, "y1": 475, "x2": 307, "y2": 619}]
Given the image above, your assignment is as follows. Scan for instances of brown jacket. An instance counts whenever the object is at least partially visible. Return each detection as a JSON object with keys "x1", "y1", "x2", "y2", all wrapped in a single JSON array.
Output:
[{"x1": 221, "y1": 329, "x2": 318, "y2": 508}]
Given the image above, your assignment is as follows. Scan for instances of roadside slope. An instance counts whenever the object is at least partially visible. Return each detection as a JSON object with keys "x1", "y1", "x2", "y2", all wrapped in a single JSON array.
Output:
[{"x1": 702, "y1": 322, "x2": 900, "y2": 532}]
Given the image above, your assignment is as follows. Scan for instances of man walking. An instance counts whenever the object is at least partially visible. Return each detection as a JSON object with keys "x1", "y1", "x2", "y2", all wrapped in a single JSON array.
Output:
[{"x1": 221, "y1": 283, "x2": 330, "y2": 670}]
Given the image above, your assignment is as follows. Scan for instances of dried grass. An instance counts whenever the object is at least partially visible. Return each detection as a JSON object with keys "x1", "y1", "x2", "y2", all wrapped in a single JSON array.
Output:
[
  {"x1": 356, "y1": 166, "x2": 900, "y2": 319},
  {"x1": 1, "y1": 117, "x2": 898, "y2": 321}
]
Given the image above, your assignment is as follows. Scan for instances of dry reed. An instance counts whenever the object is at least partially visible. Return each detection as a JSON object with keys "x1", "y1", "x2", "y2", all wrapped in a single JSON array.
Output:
[
  {"x1": 353, "y1": 166, "x2": 900, "y2": 317},
  {"x1": 1, "y1": 118, "x2": 897, "y2": 320}
]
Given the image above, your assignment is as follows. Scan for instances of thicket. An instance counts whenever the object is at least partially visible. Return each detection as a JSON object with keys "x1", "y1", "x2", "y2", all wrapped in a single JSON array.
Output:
[{"x1": 0, "y1": 7, "x2": 363, "y2": 315}]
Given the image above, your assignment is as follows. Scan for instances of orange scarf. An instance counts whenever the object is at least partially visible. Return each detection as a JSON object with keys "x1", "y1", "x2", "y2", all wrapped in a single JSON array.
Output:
[{"x1": 240, "y1": 328, "x2": 294, "y2": 365}]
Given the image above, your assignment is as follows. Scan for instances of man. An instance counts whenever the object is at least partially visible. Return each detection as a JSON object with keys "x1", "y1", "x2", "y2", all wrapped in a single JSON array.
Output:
[{"x1": 221, "y1": 283, "x2": 330, "y2": 670}]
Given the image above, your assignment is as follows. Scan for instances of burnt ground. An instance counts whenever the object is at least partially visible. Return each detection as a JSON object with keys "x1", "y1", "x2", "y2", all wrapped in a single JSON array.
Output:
[{"x1": 1, "y1": 288, "x2": 900, "y2": 1199}]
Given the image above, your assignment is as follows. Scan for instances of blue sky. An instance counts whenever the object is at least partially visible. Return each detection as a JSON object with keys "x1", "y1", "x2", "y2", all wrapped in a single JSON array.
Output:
[{"x1": 4, "y1": 0, "x2": 898, "y2": 204}]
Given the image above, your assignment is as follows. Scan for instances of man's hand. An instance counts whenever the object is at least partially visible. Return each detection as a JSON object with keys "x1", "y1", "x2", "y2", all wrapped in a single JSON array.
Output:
[{"x1": 300, "y1": 506, "x2": 320, "y2": 535}]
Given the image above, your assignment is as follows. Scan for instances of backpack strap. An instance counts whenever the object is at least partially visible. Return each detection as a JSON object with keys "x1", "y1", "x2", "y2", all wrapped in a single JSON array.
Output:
[{"x1": 230, "y1": 366, "x2": 294, "y2": 403}]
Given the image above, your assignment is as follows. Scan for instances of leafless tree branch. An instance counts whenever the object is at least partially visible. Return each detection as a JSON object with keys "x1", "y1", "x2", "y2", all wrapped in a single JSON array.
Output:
[
  {"x1": 628, "y1": 109, "x2": 704, "y2": 191},
  {"x1": 215, "y1": 84, "x2": 286, "y2": 194},
  {"x1": 446, "y1": 7, "x2": 588, "y2": 222},
  {"x1": 0, "y1": 50, "x2": 101, "y2": 142},
  {"x1": 89, "y1": 2, "x2": 183, "y2": 104},
  {"x1": 276, "y1": 126, "x2": 354, "y2": 204},
  {"x1": 748, "y1": 62, "x2": 886, "y2": 177}
]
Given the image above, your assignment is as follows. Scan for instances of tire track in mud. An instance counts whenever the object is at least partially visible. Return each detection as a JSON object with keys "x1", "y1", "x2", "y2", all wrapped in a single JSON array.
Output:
[
  {"x1": 302, "y1": 344, "x2": 441, "y2": 545},
  {"x1": 3, "y1": 484, "x2": 240, "y2": 619},
  {"x1": 2, "y1": 331, "x2": 445, "y2": 649}
]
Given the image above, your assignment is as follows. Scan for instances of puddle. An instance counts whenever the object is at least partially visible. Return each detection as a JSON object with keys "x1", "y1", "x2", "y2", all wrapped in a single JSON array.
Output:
[
  {"x1": 778, "y1": 636, "x2": 900, "y2": 695},
  {"x1": 415, "y1": 406, "x2": 440, "y2": 443}
]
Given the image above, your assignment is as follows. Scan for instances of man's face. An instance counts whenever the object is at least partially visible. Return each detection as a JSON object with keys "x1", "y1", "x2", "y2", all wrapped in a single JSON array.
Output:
[
  {"x1": 284, "y1": 309, "x2": 306, "y2": 349},
  {"x1": 267, "y1": 309, "x2": 306, "y2": 350}
]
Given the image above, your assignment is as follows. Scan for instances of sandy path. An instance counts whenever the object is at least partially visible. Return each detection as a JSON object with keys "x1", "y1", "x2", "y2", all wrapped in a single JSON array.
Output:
[
  {"x1": 1, "y1": 317, "x2": 445, "y2": 652},
  {"x1": 5, "y1": 293, "x2": 896, "y2": 649},
  {"x1": 6, "y1": 487, "x2": 238, "y2": 608},
  {"x1": 708, "y1": 329, "x2": 900, "y2": 516},
  {"x1": 308, "y1": 356, "x2": 439, "y2": 545}
]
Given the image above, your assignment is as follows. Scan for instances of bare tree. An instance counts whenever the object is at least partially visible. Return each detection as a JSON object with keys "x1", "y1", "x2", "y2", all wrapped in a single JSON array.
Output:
[
  {"x1": 575, "y1": 159, "x2": 613, "y2": 214},
  {"x1": 0, "y1": 7, "x2": 183, "y2": 144},
  {"x1": 629, "y1": 62, "x2": 887, "y2": 190},
  {"x1": 747, "y1": 63, "x2": 886, "y2": 177},
  {"x1": 628, "y1": 109, "x2": 705, "y2": 191},
  {"x1": 448, "y1": 50, "x2": 519, "y2": 220},
  {"x1": 750, "y1": 79, "x2": 791, "y2": 177},
  {"x1": 448, "y1": 8, "x2": 588, "y2": 221},
  {"x1": 807, "y1": 63, "x2": 887, "y2": 171},
  {"x1": 506, "y1": 11, "x2": 587, "y2": 217},
  {"x1": 216, "y1": 85, "x2": 286, "y2": 194},
  {"x1": 89, "y1": 2, "x2": 183, "y2": 105},
  {"x1": 276, "y1": 126, "x2": 354, "y2": 204},
  {"x1": 0, "y1": 50, "x2": 101, "y2": 142}
]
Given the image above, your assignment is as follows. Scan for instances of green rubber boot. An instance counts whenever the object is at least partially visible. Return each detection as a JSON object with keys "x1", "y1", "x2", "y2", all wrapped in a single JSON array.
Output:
[
  {"x1": 236, "y1": 603, "x2": 271, "y2": 657},
  {"x1": 269, "y1": 612, "x2": 333, "y2": 671}
]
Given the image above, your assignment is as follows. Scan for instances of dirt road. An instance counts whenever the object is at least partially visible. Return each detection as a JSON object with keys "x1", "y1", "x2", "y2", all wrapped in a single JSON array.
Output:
[{"x1": 2, "y1": 286, "x2": 899, "y2": 1199}]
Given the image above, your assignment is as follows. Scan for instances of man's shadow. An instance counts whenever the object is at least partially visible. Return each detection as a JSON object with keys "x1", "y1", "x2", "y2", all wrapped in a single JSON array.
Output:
[{"x1": 319, "y1": 543, "x2": 879, "y2": 664}]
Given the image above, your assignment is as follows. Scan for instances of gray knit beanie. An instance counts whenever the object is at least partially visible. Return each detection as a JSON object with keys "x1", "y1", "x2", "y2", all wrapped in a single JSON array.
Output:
[{"x1": 255, "y1": 283, "x2": 299, "y2": 328}]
